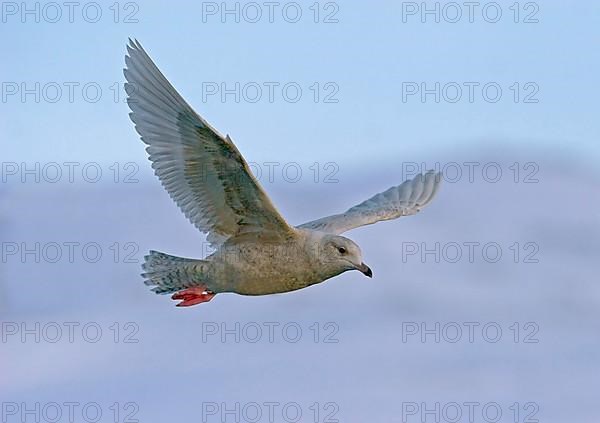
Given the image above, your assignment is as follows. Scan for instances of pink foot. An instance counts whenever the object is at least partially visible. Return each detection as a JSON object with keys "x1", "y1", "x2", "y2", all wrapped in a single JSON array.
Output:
[{"x1": 171, "y1": 286, "x2": 216, "y2": 307}]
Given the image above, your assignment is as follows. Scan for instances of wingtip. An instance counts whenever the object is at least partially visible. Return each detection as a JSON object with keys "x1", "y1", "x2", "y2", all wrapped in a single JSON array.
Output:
[
  {"x1": 126, "y1": 38, "x2": 145, "y2": 53},
  {"x1": 423, "y1": 169, "x2": 443, "y2": 184}
]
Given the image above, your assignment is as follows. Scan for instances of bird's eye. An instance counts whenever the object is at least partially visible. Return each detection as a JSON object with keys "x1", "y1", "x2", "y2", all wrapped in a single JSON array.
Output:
[{"x1": 338, "y1": 247, "x2": 346, "y2": 254}]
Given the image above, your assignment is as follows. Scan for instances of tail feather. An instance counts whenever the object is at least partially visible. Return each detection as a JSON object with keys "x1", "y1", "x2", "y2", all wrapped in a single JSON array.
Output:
[{"x1": 142, "y1": 250, "x2": 209, "y2": 294}]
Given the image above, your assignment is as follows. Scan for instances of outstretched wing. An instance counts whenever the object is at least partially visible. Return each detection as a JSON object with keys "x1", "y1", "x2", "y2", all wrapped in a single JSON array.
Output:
[
  {"x1": 124, "y1": 39, "x2": 292, "y2": 247},
  {"x1": 298, "y1": 171, "x2": 442, "y2": 234}
]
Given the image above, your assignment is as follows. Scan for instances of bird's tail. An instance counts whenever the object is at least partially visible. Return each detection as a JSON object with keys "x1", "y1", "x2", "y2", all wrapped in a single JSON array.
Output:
[{"x1": 141, "y1": 250, "x2": 210, "y2": 295}]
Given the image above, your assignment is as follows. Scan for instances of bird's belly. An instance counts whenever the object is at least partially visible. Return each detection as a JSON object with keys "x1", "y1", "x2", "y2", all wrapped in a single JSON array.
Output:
[
  {"x1": 213, "y1": 244, "x2": 323, "y2": 295},
  {"x1": 235, "y1": 272, "x2": 321, "y2": 295}
]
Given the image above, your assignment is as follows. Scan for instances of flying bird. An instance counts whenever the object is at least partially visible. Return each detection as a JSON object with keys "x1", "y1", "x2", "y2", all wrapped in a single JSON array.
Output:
[{"x1": 124, "y1": 39, "x2": 442, "y2": 307}]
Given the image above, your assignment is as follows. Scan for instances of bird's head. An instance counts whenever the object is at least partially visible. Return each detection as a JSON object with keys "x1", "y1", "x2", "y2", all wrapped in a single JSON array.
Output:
[{"x1": 317, "y1": 234, "x2": 372, "y2": 278}]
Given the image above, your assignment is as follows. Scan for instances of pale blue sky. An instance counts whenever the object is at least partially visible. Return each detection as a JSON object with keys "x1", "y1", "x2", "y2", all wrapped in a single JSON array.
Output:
[
  {"x1": 1, "y1": 0, "x2": 599, "y2": 166},
  {"x1": 2, "y1": 3, "x2": 600, "y2": 419}
]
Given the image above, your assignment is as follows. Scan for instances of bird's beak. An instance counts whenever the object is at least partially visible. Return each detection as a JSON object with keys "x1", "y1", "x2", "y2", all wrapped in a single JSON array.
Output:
[{"x1": 357, "y1": 262, "x2": 373, "y2": 278}]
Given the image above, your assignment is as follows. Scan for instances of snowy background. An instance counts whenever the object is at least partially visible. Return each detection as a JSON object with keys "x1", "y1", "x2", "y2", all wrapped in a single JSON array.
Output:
[{"x1": 2, "y1": 150, "x2": 599, "y2": 422}]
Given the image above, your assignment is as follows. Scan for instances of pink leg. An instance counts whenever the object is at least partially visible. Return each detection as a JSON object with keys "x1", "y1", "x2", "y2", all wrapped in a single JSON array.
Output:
[{"x1": 171, "y1": 286, "x2": 216, "y2": 307}]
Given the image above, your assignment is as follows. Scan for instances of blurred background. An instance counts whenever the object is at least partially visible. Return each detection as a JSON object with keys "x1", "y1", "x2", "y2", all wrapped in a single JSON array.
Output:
[{"x1": 1, "y1": 0, "x2": 599, "y2": 422}]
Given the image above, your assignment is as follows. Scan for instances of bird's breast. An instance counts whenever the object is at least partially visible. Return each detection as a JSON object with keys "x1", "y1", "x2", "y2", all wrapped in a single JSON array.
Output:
[{"x1": 212, "y1": 240, "x2": 324, "y2": 295}]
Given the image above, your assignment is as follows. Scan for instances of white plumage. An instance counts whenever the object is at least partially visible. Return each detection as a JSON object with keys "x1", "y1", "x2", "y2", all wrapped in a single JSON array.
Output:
[{"x1": 124, "y1": 39, "x2": 442, "y2": 306}]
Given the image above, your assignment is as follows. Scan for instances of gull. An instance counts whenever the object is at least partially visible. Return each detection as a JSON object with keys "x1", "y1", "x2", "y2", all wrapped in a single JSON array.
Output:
[{"x1": 124, "y1": 39, "x2": 442, "y2": 307}]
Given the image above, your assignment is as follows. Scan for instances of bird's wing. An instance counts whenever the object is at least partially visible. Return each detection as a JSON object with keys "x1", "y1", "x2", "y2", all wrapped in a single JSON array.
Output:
[
  {"x1": 298, "y1": 171, "x2": 442, "y2": 234},
  {"x1": 124, "y1": 39, "x2": 293, "y2": 247}
]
